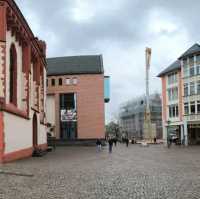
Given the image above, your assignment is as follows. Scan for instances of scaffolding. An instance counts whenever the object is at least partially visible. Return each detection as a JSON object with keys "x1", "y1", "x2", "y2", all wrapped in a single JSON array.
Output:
[{"x1": 119, "y1": 93, "x2": 162, "y2": 139}]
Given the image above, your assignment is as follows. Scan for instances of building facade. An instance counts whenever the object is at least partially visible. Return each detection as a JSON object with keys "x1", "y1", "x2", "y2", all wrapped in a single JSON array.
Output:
[
  {"x1": 46, "y1": 55, "x2": 109, "y2": 141},
  {"x1": 0, "y1": 0, "x2": 47, "y2": 162},
  {"x1": 158, "y1": 43, "x2": 200, "y2": 145},
  {"x1": 119, "y1": 93, "x2": 162, "y2": 139}
]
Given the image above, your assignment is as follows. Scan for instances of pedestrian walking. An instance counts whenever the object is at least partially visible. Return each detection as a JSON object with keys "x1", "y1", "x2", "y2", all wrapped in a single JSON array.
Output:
[
  {"x1": 96, "y1": 139, "x2": 102, "y2": 152},
  {"x1": 113, "y1": 138, "x2": 117, "y2": 147},
  {"x1": 167, "y1": 136, "x2": 172, "y2": 148},
  {"x1": 108, "y1": 138, "x2": 113, "y2": 153},
  {"x1": 125, "y1": 138, "x2": 129, "y2": 147},
  {"x1": 154, "y1": 137, "x2": 157, "y2": 144}
]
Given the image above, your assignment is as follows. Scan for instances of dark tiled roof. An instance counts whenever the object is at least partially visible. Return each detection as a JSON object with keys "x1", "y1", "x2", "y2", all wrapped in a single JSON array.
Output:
[
  {"x1": 47, "y1": 55, "x2": 104, "y2": 76},
  {"x1": 157, "y1": 60, "x2": 181, "y2": 77},
  {"x1": 179, "y1": 43, "x2": 200, "y2": 59}
]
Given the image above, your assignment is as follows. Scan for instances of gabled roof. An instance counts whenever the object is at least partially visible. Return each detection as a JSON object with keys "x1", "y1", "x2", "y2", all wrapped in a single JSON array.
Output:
[
  {"x1": 179, "y1": 43, "x2": 200, "y2": 59},
  {"x1": 157, "y1": 60, "x2": 181, "y2": 77},
  {"x1": 47, "y1": 55, "x2": 104, "y2": 76}
]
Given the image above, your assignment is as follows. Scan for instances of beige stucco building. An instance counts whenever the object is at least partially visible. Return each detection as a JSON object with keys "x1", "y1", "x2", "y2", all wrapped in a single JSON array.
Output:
[{"x1": 158, "y1": 44, "x2": 200, "y2": 145}]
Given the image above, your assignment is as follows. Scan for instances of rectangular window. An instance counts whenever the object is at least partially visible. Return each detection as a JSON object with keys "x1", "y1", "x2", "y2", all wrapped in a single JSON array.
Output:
[
  {"x1": 72, "y1": 77, "x2": 78, "y2": 85},
  {"x1": 51, "y1": 79, "x2": 55, "y2": 86},
  {"x1": 190, "y1": 101, "x2": 196, "y2": 114},
  {"x1": 59, "y1": 78, "x2": 62, "y2": 86},
  {"x1": 168, "y1": 87, "x2": 178, "y2": 101},
  {"x1": 175, "y1": 105, "x2": 179, "y2": 117},
  {"x1": 197, "y1": 81, "x2": 200, "y2": 94},
  {"x1": 197, "y1": 101, "x2": 200, "y2": 114},
  {"x1": 184, "y1": 83, "x2": 188, "y2": 96},
  {"x1": 168, "y1": 73, "x2": 177, "y2": 85},
  {"x1": 196, "y1": 65, "x2": 200, "y2": 75},
  {"x1": 172, "y1": 106, "x2": 176, "y2": 117},
  {"x1": 190, "y1": 66, "x2": 195, "y2": 76},
  {"x1": 189, "y1": 56, "x2": 194, "y2": 66},
  {"x1": 196, "y1": 55, "x2": 200, "y2": 63},
  {"x1": 183, "y1": 66, "x2": 189, "y2": 77},
  {"x1": 46, "y1": 79, "x2": 48, "y2": 87},
  {"x1": 169, "y1": 106, "x2": 172, "y2": 118},
  {"x1": 184, "y1": 103, "x2": 189, "y2": 115},
  {"x1": 168, "y1": 89, "x2": 171, "y2": 101},
  {"x1": 65, "y1": 78, "x2": 71, "y2": 85},
  {"x1": 173, "y1": 87, "x2": 178, "y2": 100},
  {"x1": 174, "y1": 73, "x2": 177, "y2": 83},
  {"x1": 183, "y1": 59, "x2": 188, "y2": 77},
  {"x1": 168, "y1": 75, "x2": 171, "y2": 85},
  {"x1": 190, "y1": 82, "x2": 195, "y2": 95},
  {"x1": 169, "y1": 104, "x2": 178, "y2": 118}
]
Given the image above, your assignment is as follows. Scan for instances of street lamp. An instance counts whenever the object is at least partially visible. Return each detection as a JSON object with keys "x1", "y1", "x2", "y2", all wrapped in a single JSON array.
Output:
[{"x1": 166, "y1": 120, "x2": 171, "y2": 147}]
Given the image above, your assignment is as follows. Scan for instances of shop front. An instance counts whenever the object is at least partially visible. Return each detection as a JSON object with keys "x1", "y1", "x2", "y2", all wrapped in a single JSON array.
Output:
[{"x1": 188, "y1": 123, "x2": 200, "y2": 145}]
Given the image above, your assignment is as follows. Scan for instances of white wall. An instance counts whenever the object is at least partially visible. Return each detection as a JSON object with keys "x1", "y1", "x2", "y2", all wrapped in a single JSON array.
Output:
[
  {"x1": 46, "y1": 95, "x2": 55, "y2": 125},
  {"x1": 4, "y1": 110, "x2": 47, "y2": 154},
  {"x1": 4, "y1": 112, "x2": 32, "y2": 153},
  {"x1": 38, "y1": 124, "x2": 47, "y2": 145}
]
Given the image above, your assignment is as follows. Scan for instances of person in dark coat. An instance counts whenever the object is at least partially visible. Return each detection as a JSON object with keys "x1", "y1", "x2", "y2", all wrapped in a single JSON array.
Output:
[
  {"x1": 154, "y1": 137, "x2": 157, "y2": 144},
  {"x1": 113, "y1": 138, "x2": 117, "y2": 147},
  {"x1": 96, "y1": 139, "x2": 102, "y2": 152},
  {"x1": 108, "y1": 138, "x2": 113, "y2": 153},
  {"x1": 125, "y1": 138, "x2": 129, "y2": 147}
]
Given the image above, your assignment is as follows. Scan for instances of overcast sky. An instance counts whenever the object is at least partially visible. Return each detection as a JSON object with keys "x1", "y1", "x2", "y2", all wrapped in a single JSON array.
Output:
[{"x1": 15, "y1": 0, "x2": 200, "y2": 123}]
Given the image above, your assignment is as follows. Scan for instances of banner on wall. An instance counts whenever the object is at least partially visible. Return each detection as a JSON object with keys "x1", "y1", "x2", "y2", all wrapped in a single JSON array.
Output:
[{"x1": 60, "y1": 109, "x2": 77, "y2": 122}]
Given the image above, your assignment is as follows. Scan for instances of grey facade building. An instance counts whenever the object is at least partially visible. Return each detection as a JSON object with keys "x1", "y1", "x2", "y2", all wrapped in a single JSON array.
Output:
[{"x1": 119, "y1": 93, "x2": 162, "y2": 139}]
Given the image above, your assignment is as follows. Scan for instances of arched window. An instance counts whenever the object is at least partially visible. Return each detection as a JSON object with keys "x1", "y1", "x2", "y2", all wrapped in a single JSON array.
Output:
[{"x1": 9, "y1": 44, "x2": 17, "y2": 105}]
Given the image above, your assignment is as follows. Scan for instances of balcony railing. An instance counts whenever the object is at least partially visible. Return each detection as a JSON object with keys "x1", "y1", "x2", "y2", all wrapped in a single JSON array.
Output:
[{"x1": 184, "y1": 114, "x2": 200, "y2": 121}]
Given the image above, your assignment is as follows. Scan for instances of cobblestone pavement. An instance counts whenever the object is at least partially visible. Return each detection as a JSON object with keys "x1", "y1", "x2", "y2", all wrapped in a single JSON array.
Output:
[{"x1": 0, "y1": 144, "x2": 200, "y2": 199}]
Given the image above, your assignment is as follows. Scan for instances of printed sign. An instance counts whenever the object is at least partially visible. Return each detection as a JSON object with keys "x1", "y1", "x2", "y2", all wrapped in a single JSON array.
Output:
[{"x1": 61, "y1": 109, "x2": 77, "y2": 122}]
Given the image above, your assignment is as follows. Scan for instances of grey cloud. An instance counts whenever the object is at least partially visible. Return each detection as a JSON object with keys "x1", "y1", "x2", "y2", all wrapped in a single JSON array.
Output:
[{"x1": 15, "y1": 0, "x2": 200, "y2": 122}]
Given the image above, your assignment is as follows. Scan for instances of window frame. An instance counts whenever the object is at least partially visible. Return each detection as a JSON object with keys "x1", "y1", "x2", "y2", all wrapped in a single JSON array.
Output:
[
  {"x1": 9, "y1": 43, "x2": 17, "y2": 106},
  {"x1": 59, "y1": 78, "x2": 63, "y2": 86},
  {"x1": 51, "y1": 78, "x2": 55, "y2": 86}
]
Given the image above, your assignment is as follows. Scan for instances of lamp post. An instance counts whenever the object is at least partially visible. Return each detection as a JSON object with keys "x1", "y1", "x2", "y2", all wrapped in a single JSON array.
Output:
[{"x1": 166, "y1": 120, "x2": 171, "y2": 147}]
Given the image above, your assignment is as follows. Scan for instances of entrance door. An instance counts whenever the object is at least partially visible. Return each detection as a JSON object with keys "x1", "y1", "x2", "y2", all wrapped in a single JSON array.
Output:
[
  {"x1": 60, "y1": 93, "x2": 77, "y2": 140},
  {"x1": 33, "y1": 113, "x2": 38, "y2": 147}
]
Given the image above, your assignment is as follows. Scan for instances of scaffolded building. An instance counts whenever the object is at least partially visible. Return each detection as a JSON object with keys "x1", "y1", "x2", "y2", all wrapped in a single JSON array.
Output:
[{"x1": 119, "y1": 93, "x2": 162, "y2": 139}]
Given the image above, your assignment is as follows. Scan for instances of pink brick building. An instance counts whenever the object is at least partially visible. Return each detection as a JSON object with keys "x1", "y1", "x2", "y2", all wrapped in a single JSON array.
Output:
[{"x1": 46, "y1": 55, "x2": 109, "y2": 142}]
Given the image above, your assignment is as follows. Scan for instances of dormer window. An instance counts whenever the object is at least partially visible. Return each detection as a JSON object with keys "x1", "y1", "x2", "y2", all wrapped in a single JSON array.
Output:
[
  {"x1": 51, "y1": 79, "x2": 55, "y2": 86},
  {"x1": 59, "y1": 78, "x2": 62, "y2": 86}
]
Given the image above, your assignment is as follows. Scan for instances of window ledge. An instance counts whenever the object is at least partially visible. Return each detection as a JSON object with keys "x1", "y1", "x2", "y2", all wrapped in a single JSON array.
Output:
[{"x1": 4, "y1": 104, "x2": 29, "y2": 119}]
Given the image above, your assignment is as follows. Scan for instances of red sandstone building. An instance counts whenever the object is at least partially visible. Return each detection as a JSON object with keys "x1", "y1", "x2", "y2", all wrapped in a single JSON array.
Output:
[
  {"x1": 0, "y1": 0, "x2": 47, "y2": 162},
  {"x1": 46, "y1": 55, "x2": 109, "y2": 141}
]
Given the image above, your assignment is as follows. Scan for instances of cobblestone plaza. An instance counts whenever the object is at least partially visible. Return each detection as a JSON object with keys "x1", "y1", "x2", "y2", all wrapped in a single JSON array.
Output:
[{"x1": 0, "y1": 145, "x2": 200, "y2": 199}]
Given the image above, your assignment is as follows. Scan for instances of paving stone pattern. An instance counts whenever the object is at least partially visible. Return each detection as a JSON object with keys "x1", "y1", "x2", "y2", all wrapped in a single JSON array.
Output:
[{"x1": 0, "y1": 144, "x2": 200, "y2": 199}]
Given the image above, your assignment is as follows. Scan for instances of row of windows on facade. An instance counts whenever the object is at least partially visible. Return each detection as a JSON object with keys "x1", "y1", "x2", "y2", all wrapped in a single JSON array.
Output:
[
  {"x1": 168, "y1": 101, "x2": 200, "y2": 118},
  {"x1": 10, "y1": 43, "x2": 40, "y2": 106},
  {"x1": 47, "y1": 77, "x2": 78, "y2": 87},
  {"x1": 182, "y1": 55, "x2": 200, "y2": 67},
  {"x1": 184, "y1": 81, "x2": 200, "y2": 96},
  {"x1": 184, "y1": 101, "x2": 200, "y2": 115},
  {"x1": 183, "y1": 64, "x2": 200, "y2": 78},
  {"x1": 168, "y1": 64, "x2": 200, "y2": 85}
]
